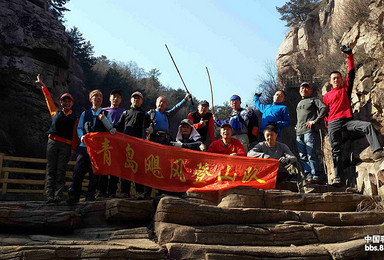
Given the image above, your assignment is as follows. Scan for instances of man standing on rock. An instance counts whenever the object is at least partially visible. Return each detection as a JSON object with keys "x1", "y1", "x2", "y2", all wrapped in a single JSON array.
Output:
[
  {"x1": 98, "y1": 89, "x2": 125, "y2": 198},
  {"x1": 215, "y1": 95, "x2": 256, "y2": 152},
  {"x1": 253, "y1": 90, "x2": 290, "y2": 141},
  {"x1": 115, "y1": 91, "x2": 152, "y2": 199},
  {"x1": 36, "y1": 74, "x2": 79, "y2": 204},
  {"x1": 67, "y1": 90, "x2": 115, "y2": 205},
  {"x1": 148, "y1": 93, "x2": 191, "y2": 145},
  {"x1": 296, "y1": 82, "x2": 328, "y2": 184},
  {"x1": 187, "y1": 100, "x2": 215, "y2": 145},
  {"x1": 323, "y1": 45, "x2": 384, "y2": 187}
]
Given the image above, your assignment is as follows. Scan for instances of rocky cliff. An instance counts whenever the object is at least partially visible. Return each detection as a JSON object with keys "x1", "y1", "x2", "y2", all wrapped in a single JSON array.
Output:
[
  {"x1": 0, "y1": 0, "x2": 85, "y2": 157},
  {"x1": 276, "y1": 0, "x2": 384, "y2": 196}
]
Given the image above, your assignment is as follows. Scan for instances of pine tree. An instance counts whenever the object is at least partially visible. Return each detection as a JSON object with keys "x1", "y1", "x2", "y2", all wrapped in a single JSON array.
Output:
[
  {"x1": 66, "y1": 27, "x2": 96, "y2": 75},
  {"x1": 276, "y1": 0, "x2": 321, "y2": 27},
  {"x1": 47, "y1": 0, "x2": 70, "y2": 22}
]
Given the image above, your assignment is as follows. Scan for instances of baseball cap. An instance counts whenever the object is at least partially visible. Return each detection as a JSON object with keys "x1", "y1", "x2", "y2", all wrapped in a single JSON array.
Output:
[
  {"x1": 131, "y1": 91, "x2": 143, "y2": 98},
  {"x1": 199, "y1": 100, "x2": 209, "y2": 106},
  {"x1": 180, "y1": 119, "x2": 193, "y2": 127},
  {"x1": 60, "y1": 93, "x2": 74, "y2": 101},
  {"x1": 220, "y1": 123, "x2": 232, "y2": 129},
  {"x1": 300, "y1": 82, "x2": 311, "y2": 88}
]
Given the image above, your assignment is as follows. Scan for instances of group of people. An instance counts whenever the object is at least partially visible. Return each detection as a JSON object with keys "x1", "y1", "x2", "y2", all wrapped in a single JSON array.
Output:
[{"x1": 37, "y1": 45, "x2": 384, "y2": 204}]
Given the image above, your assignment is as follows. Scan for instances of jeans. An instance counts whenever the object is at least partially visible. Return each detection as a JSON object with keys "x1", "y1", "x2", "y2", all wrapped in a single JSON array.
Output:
[{"x1": 296, "y1": 132, "x2": 320, "y2": 179}]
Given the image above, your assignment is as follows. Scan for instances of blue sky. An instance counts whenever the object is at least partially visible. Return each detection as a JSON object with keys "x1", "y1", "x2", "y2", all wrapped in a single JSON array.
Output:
[{"x1": 64, "y1": 0, "x2": 288, "y2": 106}]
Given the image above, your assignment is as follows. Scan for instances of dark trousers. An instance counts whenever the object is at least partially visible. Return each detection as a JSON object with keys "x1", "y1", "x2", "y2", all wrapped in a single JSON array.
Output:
[
  {"x1": 99, "y1": 175, "x2": 119, "y2": 196},
  {"x1": 328, "y1": 118, "x2": 382, "y2": 180},
  {"x1": 46, "y1": 138, "x2": 71, "y2": 200},
  {"x1": 121, "y1": 179, "x2": 151, "y2": 196},
  {"x1": 68, "y1": 146, "x2": 99, "y2": 201}
]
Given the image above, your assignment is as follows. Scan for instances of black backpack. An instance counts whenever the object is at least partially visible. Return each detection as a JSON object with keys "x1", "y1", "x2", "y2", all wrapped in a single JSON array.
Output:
[{"x1": 239, "y1": 106, "x2": 259, "y2": 143}]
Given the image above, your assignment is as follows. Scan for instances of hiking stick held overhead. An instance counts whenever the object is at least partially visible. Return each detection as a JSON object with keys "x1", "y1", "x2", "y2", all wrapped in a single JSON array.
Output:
[
  {"x1": 165, "y1": 44, "x2": 194, "y2": 106},
  {"x1": 206, "y1": 66, "x2": 214, "y2": 116}
]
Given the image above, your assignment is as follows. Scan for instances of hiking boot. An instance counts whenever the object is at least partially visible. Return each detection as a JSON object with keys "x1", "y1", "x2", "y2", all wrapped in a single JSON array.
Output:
[
  {"x1": 85, "y1": 195, "x2": 96, "y2": 202},
  {"x1": 373, "y1": 149, "x2": 384, "y2": 161},
  {"x1": 46, "y1": 197, "x2": 55, "y2": 204},
  {"x1": 331, "y1": 178, "x2": 345, "y2": 187},
  {"x1": 309, "y1": 176, "x2": 323, "y2": 184},
  {"x1": 66, "y1": 197, "x2": 78, "y2": 205}
]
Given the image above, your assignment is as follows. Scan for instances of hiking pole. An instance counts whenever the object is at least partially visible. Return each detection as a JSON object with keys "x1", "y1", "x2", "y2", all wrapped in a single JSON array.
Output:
[
  {"x1": 165, "y1": 44, "x2": 194, "y2": 106},
  {"x1": 205, "y1": 66, "x2": 214, "y2": 116}
]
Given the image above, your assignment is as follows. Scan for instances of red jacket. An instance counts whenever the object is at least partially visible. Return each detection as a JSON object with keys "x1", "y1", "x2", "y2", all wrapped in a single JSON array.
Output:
[
  {"x1": 323, "y1": 55, "x2": 355, "y2": 125},
  {"x1": 207, "y1": 138, "x2": 246, "y2": 156}
]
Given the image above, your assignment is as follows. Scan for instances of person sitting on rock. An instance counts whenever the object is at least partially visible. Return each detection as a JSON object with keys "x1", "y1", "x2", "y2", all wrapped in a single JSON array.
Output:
[
  {"x1": 67, "y1": 90, "x2": 115, "y2": 205},
  {"x1": 36, "y1": 74, "x2": 79, "y2": 204},
  {"x1": 248, "y1": 122, "x2": 301, "y2": 184},
  {"x1": 207, "y1": 123, "x2": 246, "y2": 156},
  {"x1": 323, "y1": 45, "x2": 384, "y2": 187},
  {"x1": 296, "y1": 82, "x2": 328, "y2": 184},
  {"x1": 254, "y1": 90, "x2": 290, "y2": 141},
  {"x1": 171, "y1": 119, "x2": 203, "y2": 151}
]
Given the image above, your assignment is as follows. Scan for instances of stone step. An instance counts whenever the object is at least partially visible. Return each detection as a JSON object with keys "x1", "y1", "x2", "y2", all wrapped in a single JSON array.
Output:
[
  {"x1": 0, "y1": 239, "x2": 166, "y2": 260},
  {"x1": 155, "y1": 221, "x2": 384, "y2": 246},
  {"x1": 0, "y1": 199, "x2": 155, "y2": 233},
  {"x1": 156, "y1": 196, "x2": 384, "y2": 226},
  {"x1": 187, "y1": 187, "x2": 372, "y2": 212},
  {"x1": 0, "y1": 227, "x2": 165, "y2": 259},
  {"x1": 165, "y1": 239, "x2": 383, "y2": 259},
  {"x1": 0, "y1": 208, "x2": 80, "y2": 233}
]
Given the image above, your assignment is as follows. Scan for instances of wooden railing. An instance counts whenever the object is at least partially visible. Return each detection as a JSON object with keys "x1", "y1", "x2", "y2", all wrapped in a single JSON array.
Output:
[{"x1": 0, "y1": 153, "x2": 88, "y2": 199}]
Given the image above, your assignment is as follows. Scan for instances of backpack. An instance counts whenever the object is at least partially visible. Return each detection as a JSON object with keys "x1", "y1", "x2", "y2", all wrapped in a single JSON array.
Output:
[{"x1": 239, "y1": 106, "x2": 259, "y2": 143}]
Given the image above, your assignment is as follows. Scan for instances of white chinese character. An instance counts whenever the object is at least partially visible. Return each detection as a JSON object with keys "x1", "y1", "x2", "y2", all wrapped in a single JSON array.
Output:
[
  {"x1": 373, "y1": 235, "x2": 380, "y2": 243},
  {"x1": 364, "y1": 235, "x2": 372, "y2": 243}
]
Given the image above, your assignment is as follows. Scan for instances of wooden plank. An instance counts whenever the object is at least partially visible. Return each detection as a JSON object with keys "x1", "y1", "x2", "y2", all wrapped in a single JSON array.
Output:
[
  {"x1": 5, "y1": 189, "x2": 44, "y2": 194},
  {"x1": 1, "y1": 167, "x2": 46, "y2": 174},
  {"x1": 0, "y1": 179, "x2": 45, "y2": 185},
  {"x1": 1, "y1": 172, "x2": 9, "y2": 195},
  {"x1": 0, "y1": 153, "x2": 4, "y2": 176},
  {"x1": 3, "y1": 155, "x2": 47, "y2": 163}
]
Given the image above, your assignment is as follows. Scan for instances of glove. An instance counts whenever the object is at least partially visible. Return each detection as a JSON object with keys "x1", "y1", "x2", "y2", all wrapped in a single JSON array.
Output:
[
  {"x1": 184, "y1": 93, "x2": 192, "y2": 101},
  {"x1": 170, "y1": 141, "x2": 183, "y2": 148},
  {"x1": 254, "y1": 92, "x2": 262, "y2": 97},
  {"x1": 279, "y1": 157, "x2": 290, "y2": 166},
  {"x1": 109, "y1": 128, "x2": 116, "y2": 135},
  {"x1": 340, "y1": 45, "x2": 352, "y2": 55},
  {"x1": 146, "y1": 126, "x2": 153, "y2": 135}
]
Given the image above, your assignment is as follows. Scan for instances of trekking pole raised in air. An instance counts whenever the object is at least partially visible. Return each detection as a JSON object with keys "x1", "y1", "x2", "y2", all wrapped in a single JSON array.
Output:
[
  {"x1": 165, "y1": 44, "x2": 194, "y2": 106},
  {"x1": 206, "y1": 66, "x2": 214, "y2": 116}
]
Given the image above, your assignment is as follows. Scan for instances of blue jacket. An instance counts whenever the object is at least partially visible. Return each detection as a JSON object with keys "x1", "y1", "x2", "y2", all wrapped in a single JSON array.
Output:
[{"x1": 254, "y1": 95, "x2": 290, "y2": 136}]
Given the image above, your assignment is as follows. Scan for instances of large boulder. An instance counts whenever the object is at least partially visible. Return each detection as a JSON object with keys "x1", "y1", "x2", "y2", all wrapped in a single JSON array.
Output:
[{"x1": 0, "y1": 0, "x2": 85, "y2": 157}]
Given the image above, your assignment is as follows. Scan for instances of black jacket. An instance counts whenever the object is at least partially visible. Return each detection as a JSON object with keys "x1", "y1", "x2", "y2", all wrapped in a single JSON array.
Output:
[{"x1": 115, "y1": 107, "x2": 151, "y2": 139}]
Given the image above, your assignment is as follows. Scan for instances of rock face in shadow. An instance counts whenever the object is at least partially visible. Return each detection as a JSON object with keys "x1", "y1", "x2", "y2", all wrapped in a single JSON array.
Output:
[
  {"x1": 0, "y1": 0, "x2": 85, "y2": 157},
  {"x1": 275, "y1": 0, "x2": 384, "y2": 196}
]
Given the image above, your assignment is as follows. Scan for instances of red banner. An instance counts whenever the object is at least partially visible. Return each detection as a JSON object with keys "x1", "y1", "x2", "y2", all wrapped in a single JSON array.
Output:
[{"x1": 84, "y1": 132, "x2": 278, "y2": 192}]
